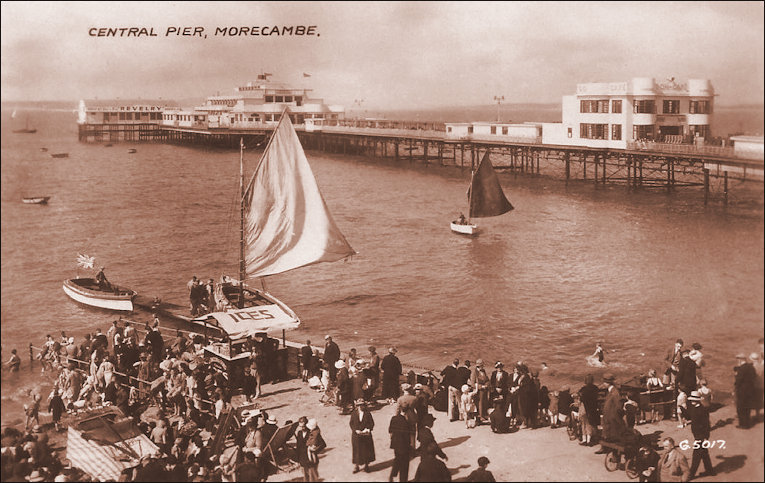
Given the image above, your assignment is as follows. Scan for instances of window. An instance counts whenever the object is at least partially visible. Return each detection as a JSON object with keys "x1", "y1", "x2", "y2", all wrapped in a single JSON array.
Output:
[
  {"x1": 265, "y1": 95, "x2": 274, "y2": 102},
  {"x1": 633, "y1": 100, "x2": 655, "y2": 114},
  {"x1": 580, "y1": 100, "x2": 609, "y2": 113},
  {"x1": 689, "y1": 100, "x2": 710, "y2": 114},
  {"x1": 597, "y1": 100, "x2": 609, "y2": 113},
  {"x1": 579, "y1": 123, "x2": 608, "y2": 139},
  {"x1": 447, "y1": 127, "x2": 452, "y2": 133},
  {"x1": 284, "y1": 96, "x2": 292, "y2": 102},
  {"x1": 663, "y1": 100, "x2": 680, "y2": 114},
  {"x1": 295, "y1": 96, "x2": 303, "y2": 106},
  {"x1": 119, "y1": 112, "x2": 126, "y2": 120},
  {"x1": 633, "y1": 124, "x2": 655, "y2": 140},
  {"x1": 468, "y1": 126, "x2": 474, "y2": 134},
  {"x1": 611, "y1": 124, "x2": 622, "y2": 140},
  {"x1": 689, "y1": 125, "x2": 710, "y2": 139},
  {"x1": 491, "y1": 126, "x2": 497, "y2": 134},
  {"x1": 275, "y1": 95, "x2": 284, "y2": 102},
  {"x1": 502, "y1": 126, "x2": 508, "y2": 135},
  {"x1": 612, "y1": 100, "x2": 622, "y2": 113},
  {"x1": 567, "y1": 127, "x2": 572, "y2": 138}
]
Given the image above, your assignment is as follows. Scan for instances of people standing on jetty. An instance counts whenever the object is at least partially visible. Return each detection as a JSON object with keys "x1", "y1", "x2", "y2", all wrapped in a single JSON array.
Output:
[
  {"x1": 471, "y1": 359, "x2": 490, "y2": 421},
  {"x1": 389, "y1": 406, "x2": 412, "y2": 483},
  {"x1": 397, "y1": 383, "x2": 418, "y2": 450},
  {"x1": 417, "y1": 413, "x2": 447, "y2": 461},
  {"x1": 324, "y1": 336, "x2": 340, "y2": 383},
  {"x1": 490, "y1": 362, "x2": 510, "y2": 416},
  {"x1": 300, "y1": 340, "x2": 313, "y2": 382},
  {"x1": 413, "y1": 442, "x2": 451, "y2": 482},
  {"x1": 187, "y1": 275, "x2": 198, "y2": 315},
  {"x1": 381, "y1": 346, "x2": 402, "y2": 403},
  {"x1": 441, "y1": 358, "x2": 461, "y2": 421},
  {"x1": 335, "y1": 360, "x2": 352, "y2": 412},
  {"x1": 666, "y1": 338, "x2": 684, "y2": 389},
  {"x1": 598, "y1": 373, "x2": 625, "y2": 449},
  {"x1": 687, "y1": 390, "x2": 716, "y2": 479},
  {"x1": 350, "y1": 399, "x2": 375, "y2": 473},
  {"x1": 24, "y1": 394, "x2": 41, "y2": 431},
  {"x1": 47, "y1": 389, "x2": 66, "y2": 432},
  {"x1": 734, "y1": 352, "x2": 758, "y2": 428},
  {"x1": 578, "y1": 374, "x2": 600, "y2": 446},
  {"x1": 368, "y1": 346, "x2": 380, "y2": 399}
]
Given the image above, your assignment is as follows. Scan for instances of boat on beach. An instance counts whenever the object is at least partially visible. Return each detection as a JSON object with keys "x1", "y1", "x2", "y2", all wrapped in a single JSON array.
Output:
[
  {"x1": 128, "y1": 148, "x2": 137, "y2": 153},
  {"x1": 51, "y1": 153, "x2": 69, "y2": 158},
  {"x1": 450, "y1": 151, "x2": 513, "y2": 235},
  {"x1": 189, "y1": 110, "x2": 355, "y2": 368},
  {"x1": 12, "y1": 110, "x2": 37, "y2": 134},
  {"x1": 22, "y1": 196, "x2": 51, "y2": 205}
]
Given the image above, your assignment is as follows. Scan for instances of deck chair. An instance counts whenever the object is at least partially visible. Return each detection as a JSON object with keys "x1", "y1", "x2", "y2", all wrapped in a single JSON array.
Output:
[{"x1": 263, "y1": 421, "x2": 299, "y2": 472}]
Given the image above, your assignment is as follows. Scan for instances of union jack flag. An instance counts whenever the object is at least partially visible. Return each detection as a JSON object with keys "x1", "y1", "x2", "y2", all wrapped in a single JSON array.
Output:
[{"x1": 77, "y1": 253, "x2": 95, "y2": 269}]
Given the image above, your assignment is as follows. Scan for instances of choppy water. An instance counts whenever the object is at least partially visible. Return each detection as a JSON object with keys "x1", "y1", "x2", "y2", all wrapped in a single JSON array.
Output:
[{"x1": 2, "y1": 110, "x2": 763, "y2": 422}]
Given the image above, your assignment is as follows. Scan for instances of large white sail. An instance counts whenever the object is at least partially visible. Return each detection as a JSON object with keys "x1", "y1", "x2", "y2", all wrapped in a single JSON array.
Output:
[{"x1": 243, "y1": 114, "x2": 356, "y2": 279}]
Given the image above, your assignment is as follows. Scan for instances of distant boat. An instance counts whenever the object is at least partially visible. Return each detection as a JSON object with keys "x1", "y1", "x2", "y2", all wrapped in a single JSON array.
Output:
[
  {"x1": 40, "y1": 147, "x2": 48, "y2": 152},
  {"x1": 22, "y1": 196, "x2": 51, "y2": 205},
  {"x1": 104, "y1": 143, "x2": 113, "y2": 147},
  {"x1": 128, "y1": 148, "x2": 137, "y2": 153},
  {"x1": 450, "y1": 151, "x2": 514, "y2": 236},
  {"x1": 12, "y1": 111, "x2": 37, "y2": 134},
  {"x1": 51, "y1": 153, "x2": 69, "y2": 158}
]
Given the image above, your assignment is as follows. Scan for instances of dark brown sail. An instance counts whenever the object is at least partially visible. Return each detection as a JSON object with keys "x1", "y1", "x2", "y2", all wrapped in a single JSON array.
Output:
[{"x1": 468, "y1": 151, "x2": 514, "y2": 218}]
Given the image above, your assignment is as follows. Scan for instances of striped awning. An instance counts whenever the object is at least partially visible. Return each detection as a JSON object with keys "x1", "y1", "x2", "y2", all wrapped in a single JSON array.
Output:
[{"x1": 67, "y1": 422, "x2": 158, "y2": 481}]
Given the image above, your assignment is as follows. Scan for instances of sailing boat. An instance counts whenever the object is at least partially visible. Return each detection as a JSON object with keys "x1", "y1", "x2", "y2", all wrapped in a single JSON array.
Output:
[
  {"x1": 450, "y1": 151, "x2": 514, "y2": 235},
  {"x1": 191, "y1": 111, "x2": 356, "y2": 342},
  {"x1": 12, "y1": 110, "x2": 37, "y2": 134}
]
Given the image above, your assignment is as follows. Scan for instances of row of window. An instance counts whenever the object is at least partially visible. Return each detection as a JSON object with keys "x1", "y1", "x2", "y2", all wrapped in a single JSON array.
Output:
[
  {"x1": 579, "y1": 123, "x2": 710, "y2": 141},
  {"x1": 580, "y1": 99, "x2": 712, "y2": 114},
  {"x1": 104, "y1": 112, "x2": 162, "y2": 121},
  {"x1": 264, "y1": 95, "x2": 303, "y2": 106}
]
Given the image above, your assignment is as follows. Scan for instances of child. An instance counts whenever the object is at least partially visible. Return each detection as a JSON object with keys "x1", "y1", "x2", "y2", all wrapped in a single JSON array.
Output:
[
  {"x1": 48, "y1": 389, "x2": 66, "y2": 432},
  {"x1": 538, "y1": 386, "x2": 550, "y2": 426},
  {"x1": 466, "y1": 456, "x2": 496, "y2": 482},
  {"x1": 548, "y1": 389, "x2": 560, "y2": 428},
  {"x1": 676, "y1": 390, "x2": 689, "y2": 428},
  {"x1": 460, "y1": 384, "x2": 479, "y2": 428},
  {"x1": 624, "y1": 391, "x2": 639, "y2": 428}
]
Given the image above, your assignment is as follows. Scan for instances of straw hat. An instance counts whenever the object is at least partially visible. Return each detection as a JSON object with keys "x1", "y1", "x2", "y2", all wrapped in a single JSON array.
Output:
[
  {"x1": 28, "y1": 470, "x2": 45, "y2": 482},
  {"x1": 306, "y1": 419, "x2": 317, "y2": 430},
  {"x1": 687, "y1": 391, "x2": 702, "y2": 401},
  {"x1": 334, "y1": 360, "x2": 346, "y2": 369}
]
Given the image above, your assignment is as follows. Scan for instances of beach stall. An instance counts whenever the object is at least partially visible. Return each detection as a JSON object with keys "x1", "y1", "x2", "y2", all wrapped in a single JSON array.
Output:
[
  {"x1": 66, "y1": 407, "x2": 159, "y2": 481},
  {"x1": 191, "y1": 307, "x2": 300, "y2": 387}
]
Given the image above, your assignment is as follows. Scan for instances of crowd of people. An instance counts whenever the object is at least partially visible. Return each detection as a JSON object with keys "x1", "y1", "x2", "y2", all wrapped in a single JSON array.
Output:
[{"x1": 2, "y1": 321, "x2": 764, "y2": 482}]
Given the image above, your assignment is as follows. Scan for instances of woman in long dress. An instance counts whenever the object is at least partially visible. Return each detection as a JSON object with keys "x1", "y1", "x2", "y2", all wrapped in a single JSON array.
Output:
[{"x1": 350, "y1": 399, "x2": 375, "y2": 473}]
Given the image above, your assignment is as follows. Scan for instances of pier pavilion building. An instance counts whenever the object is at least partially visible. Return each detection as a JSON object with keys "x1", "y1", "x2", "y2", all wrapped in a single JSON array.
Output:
[
  {"x1": 542, "y1": 77, "x2": 715, "y2": 149},
  {"x1": 177, "y1": 73, "x2": 345, "y2": 129},
  {"x1": 77, "y1": 99, "x2": 177, "y2": 125}
]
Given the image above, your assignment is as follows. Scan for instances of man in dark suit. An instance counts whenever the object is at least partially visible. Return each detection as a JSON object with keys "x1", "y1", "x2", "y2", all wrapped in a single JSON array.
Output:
[
  {"x1": 388, "y1": 407, "x2": 411, "y2": 482},
  {"x1": 598, "y1": 373, "x2": 626, "y2": 451},
  {"x1": 677, "y1": 349, "x2": 697, "y2": 395},
  {"x1": 457, "y1": 361, "x2": 472, "y2": 389},
  {"x1": 324, "y1": 336, "x2": 341, "y2": 382},
  {"x1": 381, "y1": 347, "x2": 402, "y2": 402},
  {"x1": 441, "y1": 359, "x2": 461, "y2": 421},
  {"x1": 688, "y1": 391, "x2": 715, "y2": 479}
]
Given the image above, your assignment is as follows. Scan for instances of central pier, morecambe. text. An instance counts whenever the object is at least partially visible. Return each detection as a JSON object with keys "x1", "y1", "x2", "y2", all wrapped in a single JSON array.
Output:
[{"x1": 88, "y1": 26, "x2": 319, "y2": 38}]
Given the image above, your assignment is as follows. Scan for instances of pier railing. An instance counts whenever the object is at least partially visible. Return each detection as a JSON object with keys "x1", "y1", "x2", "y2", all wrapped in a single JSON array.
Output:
[{"x1": 626, "y1": 140, "x2": 736, "y2": 158}]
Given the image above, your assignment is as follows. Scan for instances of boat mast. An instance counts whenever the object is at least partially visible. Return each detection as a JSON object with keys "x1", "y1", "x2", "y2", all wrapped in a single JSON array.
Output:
[
  {"x1": 239, "y1": 137, "x2": 245, "y2": 308},
  {"x1": 468, "y1": 169, "x2": 475, "y2": 222}
]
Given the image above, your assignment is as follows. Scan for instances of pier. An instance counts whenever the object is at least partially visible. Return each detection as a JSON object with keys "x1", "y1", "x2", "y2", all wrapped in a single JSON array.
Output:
[{"x1": 78, "y1": 120, "x2": 764, "y2": 206}]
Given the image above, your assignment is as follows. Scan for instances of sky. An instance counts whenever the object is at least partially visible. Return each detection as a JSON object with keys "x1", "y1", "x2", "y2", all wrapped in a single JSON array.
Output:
[{"x1": 1, "y1": 1, "x2": 763, "y2": 110}]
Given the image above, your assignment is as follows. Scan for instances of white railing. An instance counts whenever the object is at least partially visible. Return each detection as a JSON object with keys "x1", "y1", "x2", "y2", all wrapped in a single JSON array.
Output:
[{"x1": 626, "y1": 141, "x2": 735, "y2": 157}]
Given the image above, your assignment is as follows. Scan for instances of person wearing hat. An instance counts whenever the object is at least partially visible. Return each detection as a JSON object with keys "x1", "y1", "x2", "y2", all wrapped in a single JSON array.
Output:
[
  {"x1": 417, "y1": 413, "x2": 447, "y2": 460},
  {"x1": 440, "y1": 358, "x2": 462, "y2": 422},
  {"x1": 336, "y1": 359, "x2": 352, "y2": 412},
  {"x1": 751, "y1": 352, "x2": 765, "y2": 418},
  {"x1": 677, "y1": 349, "x2": 697, "y2": 396},
  {"x1": 367, "y1": 346, "x2": 381, "y2": 400},
  {"x1": 350, "y1": 399, "x2": 375, "y2": 473},
  {"x1": 687, "y1": 390, "x2": 716, "y2": 479},
  {"x1": 734, "y1": 352, "x2": 758, "y2": 428},
  {"x1": 96, "y1": 265, "x2": 110, "y2": 290},
  {"x1": 471, "y1": 359, "x2": 491, "y2": 421},
  {"x1": 397, "y1": 383, "x2": 418, "y2": 451},
  {"x1": 324, "y1": 336, "x2": 341, "y2": 383},
  {"x1": 598, "y1": 373, "x2": 626, "y2": 451},
  {"x1": 381, "y1": 346, "x2": 402, "y2": 403},
  {"x1": 388, "y1": 406, "x2": 412, "y2": 482},
  {"x1": 490, "y1": 362, "x2": 510, "y2": 416},
  {"x1": 665, "y1": 339, "x2": 684, "y2": 386},
  {"x1": 300, "y1": 340, "x2": 314, "y2": 383},
  {"x1": 459, "y1": 384, "x2": 479, "y2": 428},
  {"x1": 413, "y1": 442, "x2": 451, "y2": 482},
  {"x1": 351, "y1": 358, "x2": 367, "y2": 401},
  {"x1": 466, "y1": 456, "x2": 495, "y2": 482},
  {"x1": 578, "y1": 374, "x2": 600, "y2": 446}
]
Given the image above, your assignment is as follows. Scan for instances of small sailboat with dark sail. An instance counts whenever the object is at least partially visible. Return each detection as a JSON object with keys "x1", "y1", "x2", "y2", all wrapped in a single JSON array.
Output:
[
  {"x1": 450, "y1": 151, "x2": 514, "y2": 235},
  {"x1": 191, "y1": 110, "x2": 356, "y2": 369}
]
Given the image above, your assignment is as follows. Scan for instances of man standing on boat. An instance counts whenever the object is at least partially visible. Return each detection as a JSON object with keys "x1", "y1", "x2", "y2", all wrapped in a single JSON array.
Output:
[{"x1": 95, "y1": 266, "x2": 111, "y2": 291}]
